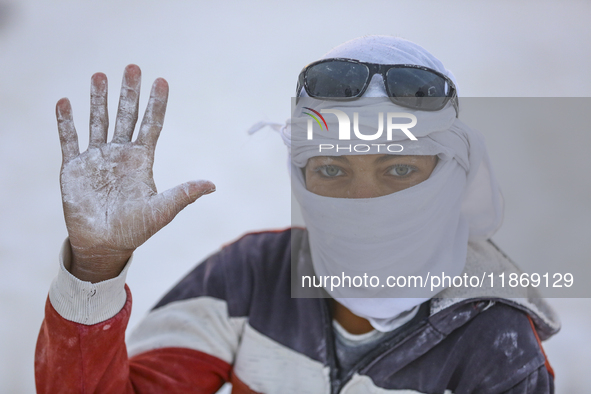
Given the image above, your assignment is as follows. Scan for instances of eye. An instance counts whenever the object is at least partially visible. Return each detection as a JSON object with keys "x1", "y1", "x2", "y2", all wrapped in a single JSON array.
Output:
[
  {"x1": 318, "y1": 165, "x2": 344, "y2": 178},
  {"x1": 388, "y1": 164, "x2": 415, "y2": 177}
]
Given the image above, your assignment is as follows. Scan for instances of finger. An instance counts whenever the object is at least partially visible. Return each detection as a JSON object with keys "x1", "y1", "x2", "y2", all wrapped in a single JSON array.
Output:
[
  {"x1": 136, "y1": 78, "x2": 168, "y2": 151},
  {"x1": 56, "y1": 98, "x2": 80, "y2": 164},
  {"x1": 148, "y1": 180, "x2": 215, "y2": 227},
  {"x1": 112, "y1": 64, "x2": 141, "y2": 143},
  {"x1": 88, "y1": 73, "x2": 108, "y2": 148}
]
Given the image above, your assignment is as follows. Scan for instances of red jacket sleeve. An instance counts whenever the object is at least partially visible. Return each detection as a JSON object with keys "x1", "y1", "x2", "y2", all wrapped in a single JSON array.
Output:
[{"x1": 35, "y1": 286, "x2": 232, "y2": 393}]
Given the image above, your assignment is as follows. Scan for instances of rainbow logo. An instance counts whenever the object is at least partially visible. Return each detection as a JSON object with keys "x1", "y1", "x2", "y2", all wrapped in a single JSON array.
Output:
[{"x1": 303, "y1": 107, "x2": 328, "y2": 131}]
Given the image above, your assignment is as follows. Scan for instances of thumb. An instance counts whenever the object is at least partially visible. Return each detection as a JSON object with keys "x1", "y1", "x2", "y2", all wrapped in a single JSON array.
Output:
[{"x1": 149, "y1": 180, "x2": 216, "y2": 226}]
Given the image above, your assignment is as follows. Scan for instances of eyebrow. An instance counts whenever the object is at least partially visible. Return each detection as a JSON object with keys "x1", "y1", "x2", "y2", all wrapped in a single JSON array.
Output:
[
  {"x1": 309, "y1": 154, "x2": 424, "y2": 165},
  {"x1": 310, "y1": 156, "x2": 350, "y2": 164},
  {"x1": 374, "y1": 155, "x2": 407, "y2": 164}
]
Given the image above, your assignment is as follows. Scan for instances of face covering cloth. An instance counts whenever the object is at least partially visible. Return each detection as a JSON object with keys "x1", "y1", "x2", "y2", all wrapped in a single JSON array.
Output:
[{"x1": 251, "y1": 36, "x2": 504, "y2": 331}]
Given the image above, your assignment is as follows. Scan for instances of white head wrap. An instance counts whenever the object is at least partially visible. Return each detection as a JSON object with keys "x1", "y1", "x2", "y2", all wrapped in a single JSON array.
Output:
[{"x1": 253, "y1": 36, "x2": 504, "y2": 331}]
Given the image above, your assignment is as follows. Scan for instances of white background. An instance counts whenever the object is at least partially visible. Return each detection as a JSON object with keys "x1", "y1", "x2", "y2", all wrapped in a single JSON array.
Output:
[{"x1": 0, "y1": 1, "x2": 590, "y2": 392}]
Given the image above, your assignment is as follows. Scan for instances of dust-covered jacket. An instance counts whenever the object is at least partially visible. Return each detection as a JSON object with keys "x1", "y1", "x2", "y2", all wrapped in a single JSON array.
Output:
[{"x1": 35, "y1": 228, "x2": 560, "y2": 393}]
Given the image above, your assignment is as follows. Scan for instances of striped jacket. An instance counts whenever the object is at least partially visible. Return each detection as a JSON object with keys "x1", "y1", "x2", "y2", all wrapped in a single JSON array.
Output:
[{"x1": 36, "y1": 228, "x2": 560, "y2": 393}]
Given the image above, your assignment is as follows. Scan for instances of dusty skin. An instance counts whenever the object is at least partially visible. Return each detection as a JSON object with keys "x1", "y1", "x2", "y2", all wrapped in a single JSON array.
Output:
[
  {"x1": 305, "y1": 155, "x2": 438, "y2": 198},
  {"x1": 57, "y1": 65, "x2": 215, "y2": 283}
]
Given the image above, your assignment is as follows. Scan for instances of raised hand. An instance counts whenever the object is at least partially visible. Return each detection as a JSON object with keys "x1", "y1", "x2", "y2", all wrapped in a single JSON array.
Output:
[{"x1": 57, "y1": 65, "x2": 215, "y2": 282}]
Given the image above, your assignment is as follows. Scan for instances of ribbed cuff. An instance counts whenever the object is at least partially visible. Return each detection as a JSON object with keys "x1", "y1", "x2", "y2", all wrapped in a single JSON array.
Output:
[{"x1": 48, "y1": 239, "x2": 132, "y2": 325}]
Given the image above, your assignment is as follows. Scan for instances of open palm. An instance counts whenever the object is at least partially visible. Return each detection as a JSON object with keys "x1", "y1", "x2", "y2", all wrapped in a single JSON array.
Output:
[{"x1": 57, "y1": 65, "x2": 215, "y2": 282}]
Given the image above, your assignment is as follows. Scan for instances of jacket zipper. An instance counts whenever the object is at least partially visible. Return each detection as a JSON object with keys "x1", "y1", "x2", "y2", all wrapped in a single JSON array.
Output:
[
  {"x1": 321, "y1": 299, "x2": 431, "y2": 394},
  {"x1": 319, "y1": 298, "x2": 341, "y2": 394}
]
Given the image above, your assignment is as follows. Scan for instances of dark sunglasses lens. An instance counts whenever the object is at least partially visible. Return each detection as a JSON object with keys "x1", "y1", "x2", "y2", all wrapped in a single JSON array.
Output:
[
  {"x1": 386, "y1": 68, "x2": 449, "y2": 110},
  {"x1": 306, "y1": 61, "x2": 369, "y2": 98}
]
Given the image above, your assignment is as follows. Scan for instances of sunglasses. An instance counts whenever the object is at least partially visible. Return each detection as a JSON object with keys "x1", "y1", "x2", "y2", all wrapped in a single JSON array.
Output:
[{"x1": 296, "y1": 58, "x2": 459, "y2": 116}]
